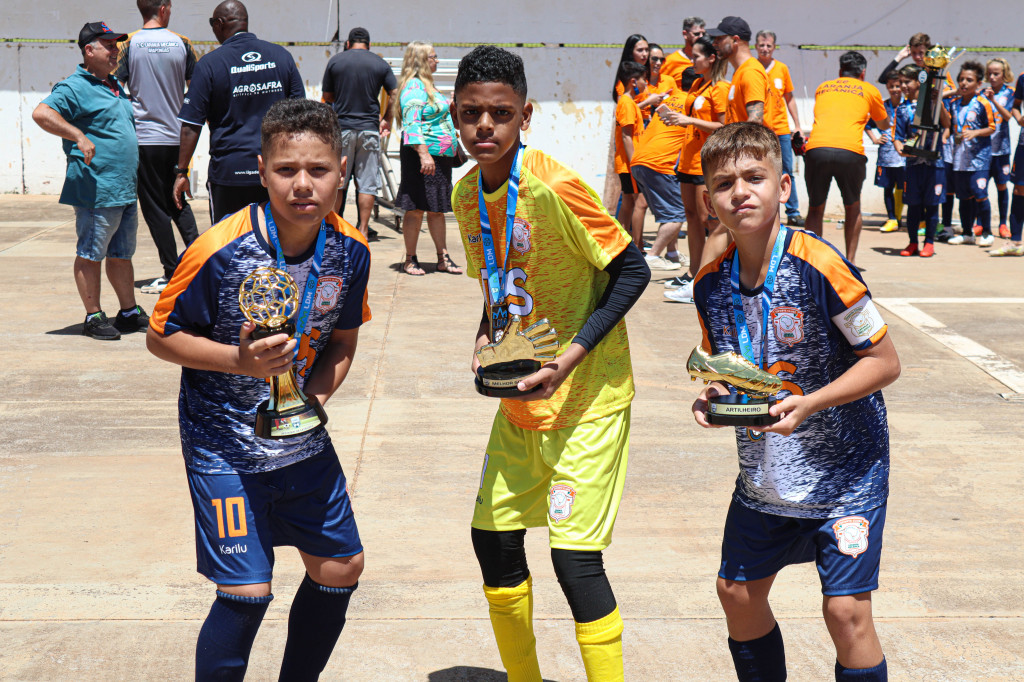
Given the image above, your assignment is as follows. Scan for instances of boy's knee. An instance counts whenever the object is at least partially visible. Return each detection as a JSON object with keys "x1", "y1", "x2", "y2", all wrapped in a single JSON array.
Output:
[
  {"x1": 716, "y1": 577, "x2": 751, "y2": 610},
  {"x1": 217, "y1": 582, "x2": 273, "y2": 598},
  {"x1": 319, "y1": 552, "x2": 364, "y2": 588},
  {"x1": 822, "y1": 594, "x2": 873, "y2": 635}
]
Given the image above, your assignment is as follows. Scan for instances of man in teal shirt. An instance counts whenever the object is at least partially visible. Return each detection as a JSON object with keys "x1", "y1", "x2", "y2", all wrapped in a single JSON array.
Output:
[{"x1": 33, "y1": 22, "x2": 149, "y2": 340}]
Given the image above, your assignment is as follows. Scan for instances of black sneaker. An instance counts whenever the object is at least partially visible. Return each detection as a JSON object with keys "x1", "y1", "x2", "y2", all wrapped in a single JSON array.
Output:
[
  {"x1": 787, "y1": 215, "x2": 805, "y2": 227},
  {"x1": 113, "y1": 305, "x2": 150, "y2": 333},
  {"x1": 367, "y1": 227, "x2": 379, "y2": 242},
  {"x1": 663, "y1": 274, "x2": 694, "y2": 289},
  {"x1": 83, "y1": 312, "x2": 121, "y2": 340}
]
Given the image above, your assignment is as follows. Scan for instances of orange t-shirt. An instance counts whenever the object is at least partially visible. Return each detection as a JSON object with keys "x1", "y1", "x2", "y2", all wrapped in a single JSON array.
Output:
[
  {"x1": 676, "y1": 78, "x2": 730, "y2": 176},
  {"x1": 661, "y1": 50, "x2": 693, "y2": 90},
  {"x1": 614, "y1": 94, "x2": 644, "y2": 174},
  {"x1": 806, "y1": 77, "x2": 888, "y2": 156},
  {"x1": 649, "y1": 73, "x2": 675, "y2": 95},
  {"x1": 764, "y1": 60, "x2": 794, "y2": 135},
  {"x1": 726, "y1": 58, "x2": 770, "y2": 124},
  {"x1": 630, "y1": 89, "x2": 688, "y2": 175}
]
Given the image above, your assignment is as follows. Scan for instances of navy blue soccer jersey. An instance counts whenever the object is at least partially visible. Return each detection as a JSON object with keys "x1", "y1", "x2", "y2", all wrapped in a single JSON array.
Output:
[
  {"x1": 151, "y1": 204, "x2": 371, "y2": 474},
  {"x1": 990, "y1": 85, "x2": 1015, "y2": 156},
  {"x1": 950, "y1": 94, "x2": 996, "y2": 172},
  {"x1": 894, "y1": 99, "x2": 943, "y2": 168},
  {"x1": 694, "y1": 229, "x2": 890, "y2": 518}
]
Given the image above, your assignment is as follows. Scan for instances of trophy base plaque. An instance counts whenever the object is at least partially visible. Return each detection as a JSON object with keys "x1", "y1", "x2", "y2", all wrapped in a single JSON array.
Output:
[
  {"x1": 475, "y1": 359, "x2": 542, "y2": 398},
  {"x1": 707, "y1": 394, "x2": 779, "y2": 427},
  {"x1": 255, "y1": 396, "x2": 328, "y2": 439}
]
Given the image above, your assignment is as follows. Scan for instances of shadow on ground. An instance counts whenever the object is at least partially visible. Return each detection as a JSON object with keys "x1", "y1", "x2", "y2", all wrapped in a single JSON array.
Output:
[{"x1": 428, "y1": 667, "x2": 555, "y2": 682}]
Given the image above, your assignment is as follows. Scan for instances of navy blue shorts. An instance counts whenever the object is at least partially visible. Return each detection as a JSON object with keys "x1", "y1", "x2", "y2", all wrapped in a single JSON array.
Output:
[
  {"x1": 945, "y1": 165, "x2": 956, "y2": 197},
  {"x1": 990, "y1": 154, "x2": 1011, "y2": 185},
  {"x1": 186, "y1": 445, "x2": 362, "y2": 585},
  {"x1": 904, "y1": 163, "x2": 945, "y2": 206},
  {"x1": 953, "y1": 169, "x2": 989, "y2": 202},
  {"x1": 1010, "y1": 147, "x2": 1024, "y2": 185},
  {"x1": 719, "y1": 500, "x2": 886, "y2": 596},
  {"x1": 631, "y1": 164, "x2": 687, "y2": 223},
  {"x1": 874, "y1": 165, "x2": 905, "y2": 189}
]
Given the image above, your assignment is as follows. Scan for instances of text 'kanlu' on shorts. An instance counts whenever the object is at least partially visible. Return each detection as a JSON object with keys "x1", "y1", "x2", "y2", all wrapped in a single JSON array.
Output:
[
  {"x1": 340, "y1": 129, "x2": 381, "y2": 195},
  {"x1": 74, "y1": 203, "x2": 138, "y2": 261},
  {"x1": 804, "y1": 147, "x2": 867, "y2": 207},
  {"x1": 472, "y1": 407, "x2": 630, "y2": 552},
  {"x1": 631, "y1": 164, "x2": 687, "y2": 223},
  {"x1": 719, "y1": 499, "x2": 887, "y2": 597},
  {"x1": 186, "y1": 444, "x2": 362, "y2": 585}
]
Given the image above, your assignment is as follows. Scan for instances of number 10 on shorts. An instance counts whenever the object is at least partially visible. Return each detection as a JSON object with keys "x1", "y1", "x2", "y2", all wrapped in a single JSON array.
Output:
[{"x1": 211, "y1": 497, "x2": 248, "y2": 539}]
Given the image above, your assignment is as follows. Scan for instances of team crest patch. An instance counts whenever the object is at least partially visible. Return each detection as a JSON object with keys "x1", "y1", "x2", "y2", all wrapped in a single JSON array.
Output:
[
  {"x1": 728, "y1": 85, "x2": 736, "y2": 101},
  {"x1": 977, "y1": 177, "x2": 987, "y2": 189},
  {"x1": 967, "y1": 111, "x2": 977, "y2": 123},
  {"x1": 935, "y1": 183, "x2": 944, "y2": 196},
  {"x1": 549, "y1": 483, "x2": 577, "y2": 522},
  {"x1": 774, "y1": 78, "x2": 784, "y2": 90},
  {"x1": 842, "y1": 306, "x2": 874, "y2": 337},
  {"x1": 694, "y1": 95, "x2": 706, "y2": 110},
  {"x1": 1003, "y1": 164, "x2": 1011, "y2": 176},
  {"x1": 832, "y1": 516, "x2": 870, "y2": 557},
  {"x1": 313, "y1": 276, "x2": 343, "y2": 313},
  {"x1": 770, "y1": 306, "x2": 803, "y2": 346},
  {"x1": 511, "y1": 217, "x2": 532, "y2": 255}
]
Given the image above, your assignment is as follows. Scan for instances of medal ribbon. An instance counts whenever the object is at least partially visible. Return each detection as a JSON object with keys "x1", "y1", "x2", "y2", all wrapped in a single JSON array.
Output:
[
  {"x1": 478, "y1": 144, "x2": 524, "y2": 332},
  {"x1": 264, "y1": 203, "x2": 327, "y2": 359},
  {"x1": 730, "y1": 226, "x2": 788, "y2": 371}
]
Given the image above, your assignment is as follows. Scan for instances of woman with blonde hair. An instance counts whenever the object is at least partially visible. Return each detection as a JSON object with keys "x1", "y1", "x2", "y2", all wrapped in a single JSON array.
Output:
[{"x1": 393, "y1": 41, "x2": 462, "y2": 275}]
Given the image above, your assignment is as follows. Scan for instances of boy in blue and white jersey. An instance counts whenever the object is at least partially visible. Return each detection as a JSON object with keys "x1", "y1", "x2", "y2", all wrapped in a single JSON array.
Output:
[
  {"x1": 893, "y1": 64, "x2": 949, "y2": 257},
  {"x1": 690, "y1": 123, "x2": 901, "y2": 681},
  {"x1": 148, "y1": 99, "x2": 371, "y2": 680},
  {"x1": 947, "y1": 61, "x2": 997, "y2": 246},
  {"x1": 873, "y1": 74, "x2": 905, "y2": 233},
  {"x1": 985, "y1": 59, "x2": 1024, "y2": 254},
  {"x1": 982, "y1": 59, "x2": 1015, "y2": 237}
]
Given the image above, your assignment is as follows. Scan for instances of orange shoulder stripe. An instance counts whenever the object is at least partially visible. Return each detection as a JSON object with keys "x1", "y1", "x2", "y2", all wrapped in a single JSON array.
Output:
[{"x1": 150, "y1": 210, "x2": 253, "y2": 334}]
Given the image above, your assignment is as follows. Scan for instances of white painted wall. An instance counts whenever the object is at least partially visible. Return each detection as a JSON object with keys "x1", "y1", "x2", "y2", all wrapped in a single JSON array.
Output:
[{"x1": 3, "y1": 0, "x2": 1022, "y2": 216}]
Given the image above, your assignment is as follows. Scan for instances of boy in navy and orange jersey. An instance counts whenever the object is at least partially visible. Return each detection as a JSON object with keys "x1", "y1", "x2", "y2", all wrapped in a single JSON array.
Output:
[
  {"x1": 147, "y1": 99, "x2": 370, "y2": 680},
  {"x1": 691, "y1": 122, "x2": 901, "y2": 682},
  {"x1": 451, "y1": 45, "x2": 649, "y2": 682},
  {"x1": 946, "y1": 61, "x2": 997, "y2": 247}
]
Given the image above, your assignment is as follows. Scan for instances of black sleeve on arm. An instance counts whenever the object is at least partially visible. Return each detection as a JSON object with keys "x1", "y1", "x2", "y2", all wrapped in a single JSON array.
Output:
[
  {"x1": 877, "y1": 59, "x2": 900, "y2": 85},
  {"x1": 571, "y1": 243, "x2": 651, "y2": 352}
]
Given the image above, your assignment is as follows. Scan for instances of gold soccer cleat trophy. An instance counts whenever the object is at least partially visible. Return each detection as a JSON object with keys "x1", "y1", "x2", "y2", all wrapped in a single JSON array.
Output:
[
  {"x1": 475, "y1": 315, "x2": 558, "y2": 397},
  {"x1": 905, "y1": 45, "x2": 965, "y2": 161},
  {"x1": 687, "y1": 346, "x2": 783, "y2": 426},
  {"x1": 239, "y1": 267, "x2": 328, "y2": 438}
]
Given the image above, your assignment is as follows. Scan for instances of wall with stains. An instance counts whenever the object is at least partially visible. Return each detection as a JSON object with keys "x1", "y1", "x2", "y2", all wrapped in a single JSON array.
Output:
[{"x1": 2, "y1": 1, "x2": 1021, "y2": 215}]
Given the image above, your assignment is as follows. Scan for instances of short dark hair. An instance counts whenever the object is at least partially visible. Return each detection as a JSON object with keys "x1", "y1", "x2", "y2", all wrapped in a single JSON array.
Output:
[
  {"x1": 899, "y1": 64, "x2": 923, "y2": 80},
  {"x1": 839, "y1": 51, "x2": 867, "y2": 78},
  {"x1": 701, "y1": 122, "x2": 783, "y2": 180},
  {"x1": 959, "y1": 60, "x2": 985, "y2": 82},
  {"x1": 884, "y1": 71, "x2": 901, "y2": 83},
  {"x1": 908, "y1": 33, "x2": 932, "y2": 49},
  {"x1": 261, "y1": 99, "x2": 343, "y2": 157},
  {"x1": 683, "y1": 16, "x2": 705, "y2": 31},
  {"x1": 454, "y1": 45, "x2": 528, "y2": 99},
  {"x1": 137, "y1": 0, "x2": 169, "y2": 20},
  {"x1": 617, "y1": 60, "x2": 646, "y2": 85}
]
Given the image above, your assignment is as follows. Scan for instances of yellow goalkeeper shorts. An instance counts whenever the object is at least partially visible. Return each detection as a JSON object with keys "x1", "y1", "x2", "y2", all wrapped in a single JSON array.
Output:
[{"x1": 471, "y1": 406, "x2": 630, "y2": 551}]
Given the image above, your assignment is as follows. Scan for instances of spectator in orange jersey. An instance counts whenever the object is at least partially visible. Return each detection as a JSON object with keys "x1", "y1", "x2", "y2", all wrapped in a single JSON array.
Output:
[
  {"x1": 613, "y1": 61, "x2": 647, "y2": 241},
  {"x1": 756, "y1": 29, "x2": 805, "y2": 227},
  {"x1": 662, "y1": 17, "x2": 705, "y2": 91},
  {"x1": 805, "y1": 51, "x2": 891, "y2": 266},
  {"x1": 656, "y1": 35, "x2": 729, "y2": 301},
  {"x1": 708, "y1": 16, "x2": 769, "y2": 126}
]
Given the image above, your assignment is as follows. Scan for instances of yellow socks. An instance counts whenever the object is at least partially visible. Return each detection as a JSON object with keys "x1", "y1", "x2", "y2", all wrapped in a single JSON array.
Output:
[
  {"x1": 575, "y1": 606, "x2": 624, "y2": 681},
  {"x1": 894, "y1": 189, "x2": 904, "y2": 224},
  {"x1": 483, "y1": 577, "x2": 542, "y2": 682}
]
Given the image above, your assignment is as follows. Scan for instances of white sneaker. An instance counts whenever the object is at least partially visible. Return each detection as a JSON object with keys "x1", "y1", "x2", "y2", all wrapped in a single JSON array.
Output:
[
  {"x1": 989, "y1": 242, "x2": 1024, "y2": 256},
  {"x1": 947, "y1": 234, "x2": 975, "y2": 245},
  {"x1": 664, "y1": 281, "x2": 694, "y2": 303},
  {"x1": 976, "y1": 234, "x2": 995, "y2": 247},
  {"x1": 645, "y1": 254, "x2": 682, "y2": 271},
  {"x1": 141, "y1": 276, "x2": 168, "y2": 294}
]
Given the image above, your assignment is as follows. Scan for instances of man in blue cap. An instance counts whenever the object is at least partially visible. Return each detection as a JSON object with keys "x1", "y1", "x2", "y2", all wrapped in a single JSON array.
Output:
[{"x1": 32, "y1": 22, "x2": 149, "y2": 340}]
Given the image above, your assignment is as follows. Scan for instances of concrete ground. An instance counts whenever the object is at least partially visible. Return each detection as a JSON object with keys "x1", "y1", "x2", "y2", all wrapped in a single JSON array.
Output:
[{"x1": 0, "y1": 194, "x2": 1022, "y2": 681}]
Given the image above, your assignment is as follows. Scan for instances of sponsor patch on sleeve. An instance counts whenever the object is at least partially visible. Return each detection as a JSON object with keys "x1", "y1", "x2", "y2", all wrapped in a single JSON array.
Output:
[{"x1": 832, "y1": 296, "x2": 886, "y2": 347}]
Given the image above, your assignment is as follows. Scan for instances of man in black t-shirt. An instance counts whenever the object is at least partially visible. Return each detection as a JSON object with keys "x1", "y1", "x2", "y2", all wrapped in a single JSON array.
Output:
[
  {"x1": 322, "y1": 27, "x2": 397, "y2": 239},
  {"x1": 172, "y1": 0, "x2": 304, "y2": 223}
]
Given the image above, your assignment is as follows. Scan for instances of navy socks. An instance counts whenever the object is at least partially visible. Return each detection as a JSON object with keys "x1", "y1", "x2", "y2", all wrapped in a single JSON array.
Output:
[
  {"x1": 835, "y1": 657, "x2": 887, "y2": 681},
  {"x1": 1010, "y1": 193, "x2": 1024, "y2": 241},
  {"x1": 728, "y1": 622, "x2": 787, "y2": 681},
  {"x1": 196, "y1": 591, "x2": 273, "y2": 681},
  {"x1": 277, "y1": 574, "x2": 357, "y2": 681}
]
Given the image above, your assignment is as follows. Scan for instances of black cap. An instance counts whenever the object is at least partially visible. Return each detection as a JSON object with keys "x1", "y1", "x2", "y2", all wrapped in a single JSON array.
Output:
[
  {"x1": 707, "y1": 17, "x2": 751, "y2": 42},
  {"x1": 78, "y1": 21, "x2": 127, "y2": 49},
  {"x1": 347, "y1": 27, "x2": 370, "y2": 44}
]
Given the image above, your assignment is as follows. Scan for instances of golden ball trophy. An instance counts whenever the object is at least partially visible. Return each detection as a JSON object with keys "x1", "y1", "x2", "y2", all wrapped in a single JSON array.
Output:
[
  {"x1": 239, "y1": 267, "x2": 328, "y2": 438},
  {"x1": 687, "y1": 346, "x2": 783, "y2": 426}
]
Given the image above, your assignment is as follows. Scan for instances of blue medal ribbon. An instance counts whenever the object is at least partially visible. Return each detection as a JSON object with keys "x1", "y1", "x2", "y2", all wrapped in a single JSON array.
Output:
[
  {"x1": 730, "y1": 225, "x2": 788, "y2": 372},
  {"x1": 264, "y1": 203, "x2": 327, "y2": 359},
  {"x1": 478, "y1": 144, "x2": 524, "y2": 334}
]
